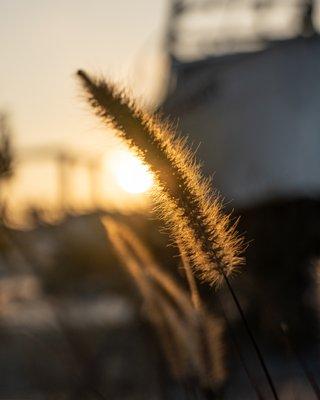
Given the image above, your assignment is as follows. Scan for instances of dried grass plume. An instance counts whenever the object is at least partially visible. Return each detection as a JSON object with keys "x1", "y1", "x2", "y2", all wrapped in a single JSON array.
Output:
[{"x1": 77, "y1": 70, "x2": 244, "y2": 286}]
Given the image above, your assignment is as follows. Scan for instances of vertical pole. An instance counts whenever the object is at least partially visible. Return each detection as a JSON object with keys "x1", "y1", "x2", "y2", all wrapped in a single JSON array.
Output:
[
  {"x1": 88, "y1": 158, "x2": 101, "y2": 210},
  {"x1": 56, "y1": 152, "x2": 69, "y2": 216}
]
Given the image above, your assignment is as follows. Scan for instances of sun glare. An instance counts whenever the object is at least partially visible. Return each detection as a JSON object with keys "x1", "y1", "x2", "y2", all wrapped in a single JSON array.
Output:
[{"x1": 108, "y1": 150, "x2": 154, "y2": 194}]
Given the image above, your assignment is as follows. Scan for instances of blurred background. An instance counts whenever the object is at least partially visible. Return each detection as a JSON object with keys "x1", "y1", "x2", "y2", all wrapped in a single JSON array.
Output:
[{"x1": 1, "y1": 1, "x2": 320, "y2": 399}]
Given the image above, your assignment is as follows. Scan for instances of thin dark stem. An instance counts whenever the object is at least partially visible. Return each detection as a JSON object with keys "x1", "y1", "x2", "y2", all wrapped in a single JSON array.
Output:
[
  {"x1": 222, "y1": 273, "x2": 279, "y2": 400},
  {"x1": 295, "y1": 354, "x2": 320, "y2": 399},
  {"x1": 280, "y1": 325, "x2": 320, "y2": 399},
  {"x1": 217, "y1": 296, "x2": 265, "y2": 400}
]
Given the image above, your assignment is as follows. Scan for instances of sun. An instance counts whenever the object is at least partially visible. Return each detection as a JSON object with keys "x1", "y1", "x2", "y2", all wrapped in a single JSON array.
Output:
[{"x1": 108, "y1": 149, "x2": 154, "y2": 194}]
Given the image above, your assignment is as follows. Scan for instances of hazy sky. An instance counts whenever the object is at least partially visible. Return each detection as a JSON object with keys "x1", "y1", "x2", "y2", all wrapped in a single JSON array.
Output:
[
  {"x1": 0, "y1": 0, "x2": 167, "y2": 151},
  {"x1": 0, "y1": 0, "x2": 169, "y2": 218}
]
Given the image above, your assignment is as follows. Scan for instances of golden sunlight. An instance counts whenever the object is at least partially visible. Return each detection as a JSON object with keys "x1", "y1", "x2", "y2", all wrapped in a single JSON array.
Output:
[{"x1": 108, "y1": 149, "x2": 154, "y2": 194}]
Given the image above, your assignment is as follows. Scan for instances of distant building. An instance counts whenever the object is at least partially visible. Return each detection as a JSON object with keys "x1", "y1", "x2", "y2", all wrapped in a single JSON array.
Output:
[{"x1": 160, "y1": 0, "x2": 320, "y2": 207}]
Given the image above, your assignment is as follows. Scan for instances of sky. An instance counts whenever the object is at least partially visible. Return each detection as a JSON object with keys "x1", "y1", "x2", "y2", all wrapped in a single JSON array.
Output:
[
  {"x1": 0, "y1": 0, "x2": 168, "y2": 150},
  {"x1": 0, "y1": 0, "x2": 168, "y2": 218}
]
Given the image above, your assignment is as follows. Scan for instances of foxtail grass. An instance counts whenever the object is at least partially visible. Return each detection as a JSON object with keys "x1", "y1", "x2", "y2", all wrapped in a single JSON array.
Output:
[
  {"x1": 178, "y1": 240, "x2": 202, "y2": 310},
  {"x1": 77, "y1": 70, "x2": 243, "y2": 287},
  {"x1": 103, "y1": 217, "x2": 226, "y2": 389},
  {"x1": 77, "y1": 70, "x2": 279, "y2": 399}
]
